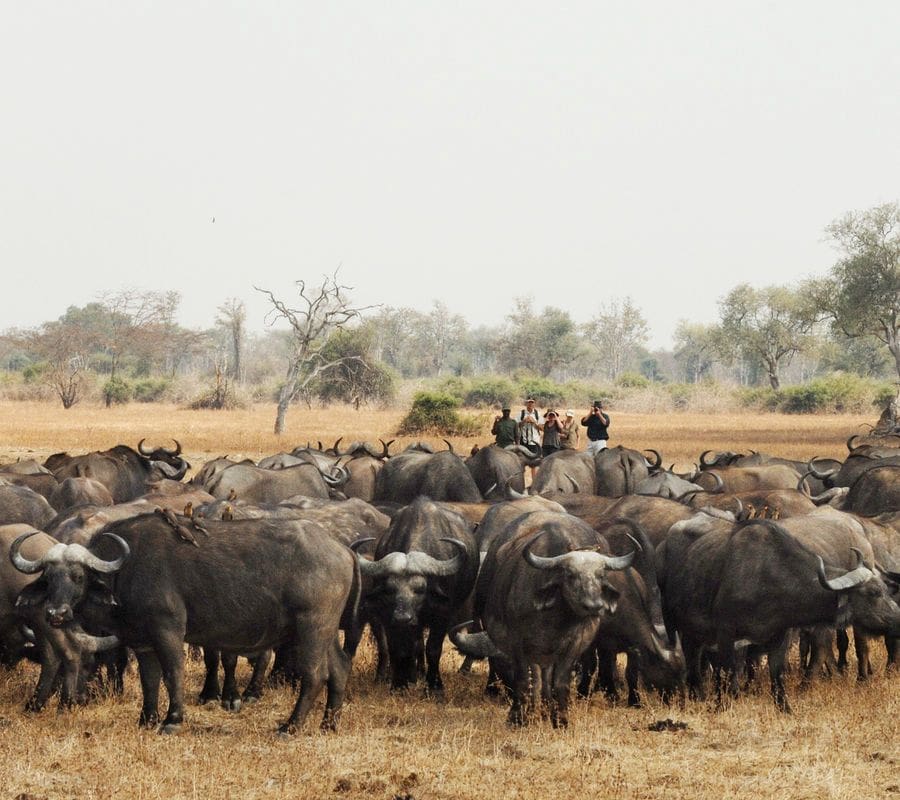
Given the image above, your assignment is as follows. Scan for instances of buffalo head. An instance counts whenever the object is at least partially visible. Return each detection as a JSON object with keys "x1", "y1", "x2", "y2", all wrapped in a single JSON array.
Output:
[
  {"x1": 11, "y1": 530, "x2": 128, "y2": 629},
  {"x1": 353, "y1": 537, "x2": 467, "y2": 626},
  {"x1": 523, "y1": 532, "x2": 634, "y2": 618}
]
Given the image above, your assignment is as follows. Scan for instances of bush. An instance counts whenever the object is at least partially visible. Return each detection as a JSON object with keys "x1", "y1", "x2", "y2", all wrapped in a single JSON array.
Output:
[
  {"x1": 103, "y1": 377, "x2": 133, "y2": 405},
  {"x1": 397, "y1": 391, "x2": 482, "y2": 436},
  {"x1": 777, "y1": 373, "x2": 885, "y2": 414},
  {"x1": 464, "y1": 376, "x2": 517, "y2": 408},
  {"x1": 516, "y1": 376, "x2": 567, "y2": 408},
  {"x1": 616, "y1": 372, "x2": 650, "y2": 389},
  {"x1": 133, "y1": 378, "x2": 171, "y2": 403},
  {"x1": 736, "y1": 386, "x2": 779, "y2": 411},
  {"x1": 435, "y1": 377, "x2": 468, "y2": 403}
]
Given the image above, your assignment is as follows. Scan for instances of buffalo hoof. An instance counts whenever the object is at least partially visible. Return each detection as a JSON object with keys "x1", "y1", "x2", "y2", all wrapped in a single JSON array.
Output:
[
  {"x1": 319, "y1": 711, "x2": 339, "y2": 732},
  {"x1": 277, "y1": 723, "x2": 297, "y2": 737},
  {"x1": 242, "y1": 694, "x2": 260, "y2": 706},
  {"x1": 222, "y1": 698, "x2": 242, "y2": 713},
  {"x1": 159, "y1": 722, "x2": 182, "y2": 735},
  {"x1": 138, "y1": 712, "x2": 159, "y2": 728}
]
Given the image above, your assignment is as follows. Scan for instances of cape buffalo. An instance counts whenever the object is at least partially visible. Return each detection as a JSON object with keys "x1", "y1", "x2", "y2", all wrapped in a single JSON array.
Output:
[{"x1": 12, "y1": 514, "x2": 360, "y2": 735}]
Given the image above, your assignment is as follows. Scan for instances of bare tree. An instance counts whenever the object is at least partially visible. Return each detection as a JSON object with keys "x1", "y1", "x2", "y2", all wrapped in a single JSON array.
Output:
[
  {"x1": 583, "y1": 297, "x2": 650, "y2": 381},
  {"x1": 256, "y1": 272, "x2": 376, "y2": 435},
  {"x1": 215, "y1": 297, "x2": 246, "y2": 382},
  {"x1": 27, "y1": 320, "x2": 90, "y2": 409}
]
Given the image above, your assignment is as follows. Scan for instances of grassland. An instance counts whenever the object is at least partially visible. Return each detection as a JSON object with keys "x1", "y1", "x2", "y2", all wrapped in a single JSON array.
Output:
[{"x1": 0, "y1": 401, "x2": 896, "y2": 800}]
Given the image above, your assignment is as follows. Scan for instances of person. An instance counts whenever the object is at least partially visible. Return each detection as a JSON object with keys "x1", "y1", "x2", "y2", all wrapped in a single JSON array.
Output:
[
  {"x1": 518, "y1": 398, "x2": 543, "y2": 481},
  {"x1": 559, "y1": 409, "x2": 580, "y2": 450},
  {"x1": 491, "y1": 407, "x2": 518, "y2": 448},
  {"x1": 517, "y1": 398, "x2": 543, "y2": 457},
  {"x1": 541, "y1": 409, "x2": 563, "y2": 458},
  {"x1": 581, "y1": 400, "x2": 610, "y2": 455}
]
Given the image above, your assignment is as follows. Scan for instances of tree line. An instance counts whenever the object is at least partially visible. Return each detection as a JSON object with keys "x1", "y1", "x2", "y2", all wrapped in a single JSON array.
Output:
[{"x1": 0, "y1": 202, "x2": 897, "y2": 431}]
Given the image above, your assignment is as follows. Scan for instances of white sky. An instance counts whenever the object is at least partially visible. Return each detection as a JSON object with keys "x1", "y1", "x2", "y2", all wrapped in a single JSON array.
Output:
[{"x1": 1, "y1": 2, "x2": 897, "y2": 349}]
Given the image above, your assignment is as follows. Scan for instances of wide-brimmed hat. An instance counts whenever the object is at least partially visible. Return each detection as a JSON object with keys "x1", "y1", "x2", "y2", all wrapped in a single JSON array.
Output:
[{"x1": 565, "y1": 410, "x2": 575, "y2": 417}]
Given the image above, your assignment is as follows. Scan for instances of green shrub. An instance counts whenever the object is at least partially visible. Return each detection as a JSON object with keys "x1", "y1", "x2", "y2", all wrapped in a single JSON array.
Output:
[
  {"x1": 778, "y1": 373, "x2": 882, "y2": 414},
  {"x1": 103, "y1": 377, "x2": 133, "y2": 405},
  {"x1": 736, "y1": 386, "x2": 779, "y2": 411},
  {"x1": 397, "y1": 391, "x2": 481, "y2": 436},
  {"x1": 616, "y1": 372, "x2": 650, "y2": 389},
  {"x1": 516, "y1": 376, "x2": 566, "y2": 408},
  {"x1": 435, "y1": 377, "x2": 468, "y2": 403},
  {"x1": 133, "y1": 378, "x2": 171, "y2": 403},
  {"x1": 22, "y1": 362, "x2": 48, "y2": 383},
  {"x1": 665, "y1": 383, "x2": 693, "y2": 410},
  {"x1": 464, "y1": 376, "x2": 517, "y2": 408}
]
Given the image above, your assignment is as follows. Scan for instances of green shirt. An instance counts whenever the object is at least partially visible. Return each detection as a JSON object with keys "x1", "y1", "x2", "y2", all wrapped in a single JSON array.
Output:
[{"x1": 492, "y1": 417, "x2": 518, "y2": 447}]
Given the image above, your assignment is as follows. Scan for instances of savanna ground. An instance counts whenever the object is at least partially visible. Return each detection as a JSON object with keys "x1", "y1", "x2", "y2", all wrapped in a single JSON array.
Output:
[{"x1": 0, "y1": 401, "x2": 897, "y2": 800}]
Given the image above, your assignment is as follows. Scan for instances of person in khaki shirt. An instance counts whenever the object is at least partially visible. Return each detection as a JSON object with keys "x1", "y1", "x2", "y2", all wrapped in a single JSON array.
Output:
[{"x1": 559, "y1": 409, "x2": 580, "y2": 450}]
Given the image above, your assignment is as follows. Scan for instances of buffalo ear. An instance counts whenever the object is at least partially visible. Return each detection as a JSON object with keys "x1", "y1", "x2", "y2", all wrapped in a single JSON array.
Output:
[
  {"x1": 600, "y1": 580, "x2": 621, "y2": 614},
  {"x1": 15, "y1": 581, "x2": 48, "y2": 608},
  {"x1": 533, "y1": 580, "x2": 559, "y2": 611},
  {"x1": 86, "y1": 583, "x2": 118, "y2": 608}
]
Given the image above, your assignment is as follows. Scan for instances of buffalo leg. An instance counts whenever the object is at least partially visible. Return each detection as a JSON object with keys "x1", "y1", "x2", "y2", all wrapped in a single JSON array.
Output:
[
  {"x1": 682, "y1": 636, "x2": 705, "y2": 701},
  {"x1": 853, "y1": 628, "x2": 872, "y2": 681},
  {"x1": 767, "y1": 633, "x2": 792, "y2": 713},
  {"x1": 549, "y1": 664, "x2": 572, "y2": 728},
  {"x1": 595, "y1": 648, "x2": 621, "y2": 703},
  {"x1": 220, "y1": 652, "x2": 241, "y2": 711},
  {"x1": 387, "y1": 629, "x2": 417, "y2": 690},
  {"x1": 154, "y1": 631, "x2": 187, "y2": 733},
  {"x1": 199, "y1": 648, "x2": 221, "y2": 704},
  {"x1": 507, "y1": 663, "x2": 530, "y2": 727},
  {"x1": 886, "y1": 636, "x2": 899, "y2": 671},
  {"x1": 624, "y1": 653, "x2": 642, "y2": 708},
  {"x1": 713, "y1": 633, "x2": 739, "y2": 709},
  {"x1": 576, "y1": 646, "x2": 597, "y2": 698},
  {"x1": 370, "y1": 622, "x2": 390, "y2": 683},
  {"x1": 836, "y1": 628, "x2": 850, "y2": 673},
  {"x1": 135, "y1": 649, "x2": 162, "y2": 728},
  {"x1": 243, "y1": 650, "x2": 273, "y2": 704},
  {"x1": 26, "y1": 638, "x2": 62, "y2": 713},
  {"x1": 278, "y1": 622, "x2": 331, "y2": 735},
  {"x1": 321, "y1": 638, "x2": 351, "y2": 732},
  {"x1": 424, "y1": 625, "x2": 448, "y2": 694}
]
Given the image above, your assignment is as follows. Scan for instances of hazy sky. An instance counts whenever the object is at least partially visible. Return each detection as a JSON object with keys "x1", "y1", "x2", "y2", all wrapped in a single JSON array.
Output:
[{"x1": 2, "y1": 2, "x2": 897, "y2": 348}]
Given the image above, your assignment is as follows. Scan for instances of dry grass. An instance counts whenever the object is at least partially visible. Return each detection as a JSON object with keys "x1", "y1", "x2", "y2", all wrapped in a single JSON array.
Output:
[{"x1": 0, "y1": 400, "x2": 896, "y2": 800}]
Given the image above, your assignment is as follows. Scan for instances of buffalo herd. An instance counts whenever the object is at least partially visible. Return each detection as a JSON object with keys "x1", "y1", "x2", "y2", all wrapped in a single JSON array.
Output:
[{"x1": 0, "y1": 433, "x2": 898, "y2": 733}]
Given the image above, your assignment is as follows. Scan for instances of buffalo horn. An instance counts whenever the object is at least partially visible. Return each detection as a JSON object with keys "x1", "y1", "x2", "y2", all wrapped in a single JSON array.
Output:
[
  {"x1": 165, "y1": 439, "x2": 182, "y2": 457},
  {"x1": 448, "y1": 621, "x2": 504, "y2": 659},
  {"x1": 644, "y1": 449, "x2": 662, "y2": 470},
  {"x1": 331, "y1": 438, "x2": 343, "y2": 455},
  {"x1": 9, "y1": 530, "x2": 51, "y2": 574},
  {"x1": 443, "y1": 439, "x2": 455, "y2": 454},
  {"x1": 70, "y1": 532, "x2": 130, "y2": 573},
  {"x1": 522, "y1": 533, "x2": 569, "y2": 570},
  {"x1": 71, "y1": 630, "x2": 120, "y2": 653},
  {"x1": 321, "y1": 464, "x2": 350, "y2": 487},
  {"x1": 407, "y1": 538, "x2": 467, "y2": 577},
  {"x1": 379, "y1": 439, "x2": 394, "y2": 459},
  {"x1": 137, "y1": 438, "x2": 152, "y2": 456},
  {"x1": 797, "y1": 470, "x2": 814, "y2": 495},
  {"x1": 708, "y1": 471, "x2": 725, "y2": 493},
  {"x1": 807, "y1": 457, "x2": 838, "y2": 481},
  {"x1": 699, "y1": 450, "x2": 716, "y2": 468},
  {"x1": 504, "y1": 476, "x2": 528, "y2": 500},
  {"x1": 846, "y1": 434, "x2": 861, "y2": 452},
  {"x1": 816, "y1": 548, "x2": 873, "y2": 592}
]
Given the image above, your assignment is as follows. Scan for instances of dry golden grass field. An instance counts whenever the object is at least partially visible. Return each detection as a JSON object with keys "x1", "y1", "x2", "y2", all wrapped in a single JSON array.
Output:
[{"x1": 0, "y1": 401, "x2": 897, "y2": 800}]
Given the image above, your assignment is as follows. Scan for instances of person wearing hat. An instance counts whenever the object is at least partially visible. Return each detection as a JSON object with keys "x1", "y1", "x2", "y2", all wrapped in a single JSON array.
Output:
[
  {"x1": 581, "y1": 400, "x2": 610, "y2": 455},
  {"x1": 491, "y1": 406, "x2": 518, "y2": 448},
  {"x1": 559, "y1": 409, "x2": 580, "y2": 450},
  {"x1": 517, "y1": 398, "x2": 543, "y2": 457}
]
